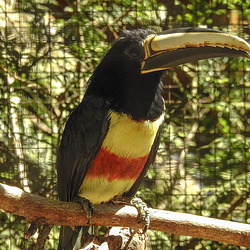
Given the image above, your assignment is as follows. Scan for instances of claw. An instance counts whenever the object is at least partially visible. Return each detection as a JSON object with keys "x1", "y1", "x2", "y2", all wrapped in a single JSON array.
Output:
[
  {"x1": 73, "y1": 196, "x2": 94, "y2": 224},
  {"x1": 131, "y1": 197, "x2": 150, "y2": 233}
]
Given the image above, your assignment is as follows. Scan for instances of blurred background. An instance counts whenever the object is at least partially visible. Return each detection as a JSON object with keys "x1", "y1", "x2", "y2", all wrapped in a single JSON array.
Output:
[{"x1": 0, "y1": 0, "x2": 249, "y2": 249}]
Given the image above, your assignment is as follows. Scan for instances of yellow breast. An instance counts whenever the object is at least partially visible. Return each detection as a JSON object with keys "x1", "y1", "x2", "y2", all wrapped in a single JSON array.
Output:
[
  {"x1": 78, "y1": 111, "x2": 164, "y2": 204},
  {"x1": 102, "y1": 111, "x2": 164, "y2": 158}
]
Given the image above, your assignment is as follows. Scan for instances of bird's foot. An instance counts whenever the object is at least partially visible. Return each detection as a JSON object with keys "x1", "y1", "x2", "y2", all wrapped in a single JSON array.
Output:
[
  {"x1": 130, "y1": 197, "x2": 150, "y2": 233},
  {"x1": 110, "y1": 196, "x2": 130, "y2": 205},
  {"x1": 73, "y1": 196, "x2": 93, "y2": 224}
]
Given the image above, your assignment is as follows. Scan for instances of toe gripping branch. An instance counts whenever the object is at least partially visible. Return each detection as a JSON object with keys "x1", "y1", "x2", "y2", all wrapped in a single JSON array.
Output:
[
  {"x1": 73, "y1": 196, "x2": 94, "y2": 224},
  {"x1": 131, "y1": 198, "x2": 150, "y2": 233}
]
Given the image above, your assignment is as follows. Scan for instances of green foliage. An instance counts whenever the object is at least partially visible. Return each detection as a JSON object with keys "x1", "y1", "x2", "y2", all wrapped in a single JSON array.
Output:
[{"x1": 0, "y1": 0, "x2": 249, "y2": 249}]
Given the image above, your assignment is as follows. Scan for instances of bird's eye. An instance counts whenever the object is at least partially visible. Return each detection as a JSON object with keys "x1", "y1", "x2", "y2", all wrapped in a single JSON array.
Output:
[
  {"x1": 125, "y1": 45, "x2": 143, "y2": 59},
  {"x1": 129, "y1": 47, "x2": 141, "y2": 57}
]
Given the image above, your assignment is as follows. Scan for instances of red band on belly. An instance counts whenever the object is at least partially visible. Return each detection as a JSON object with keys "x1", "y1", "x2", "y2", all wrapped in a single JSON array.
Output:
[{"x1": 85, "y1": 147, "x2": 149, "y2": 181}]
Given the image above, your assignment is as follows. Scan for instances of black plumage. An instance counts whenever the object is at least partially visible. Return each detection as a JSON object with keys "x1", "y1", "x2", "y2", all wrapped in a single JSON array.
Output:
[
  {"x1": 57, "y1": 30, "x2": 165, "y2": 250},
  {"x1": 57, "y1": 28, "x2": 250, "y2": 249}
]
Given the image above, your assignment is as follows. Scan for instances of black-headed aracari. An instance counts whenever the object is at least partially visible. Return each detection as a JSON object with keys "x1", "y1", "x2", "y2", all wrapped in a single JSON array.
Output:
[{"x1": 57, "y1": 28, "x2": 250, "y2": 249}]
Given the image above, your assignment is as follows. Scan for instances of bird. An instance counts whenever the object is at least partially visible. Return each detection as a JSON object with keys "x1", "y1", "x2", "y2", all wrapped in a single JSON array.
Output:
[{"x1": 56, "y1": 27, "x2": 250, "y2": 249}]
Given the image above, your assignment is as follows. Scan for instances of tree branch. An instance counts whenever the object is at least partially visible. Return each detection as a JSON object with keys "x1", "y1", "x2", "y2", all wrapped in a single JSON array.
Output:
[{"x1": 0, "y1": 183, "x2": 249, "y2": 247}]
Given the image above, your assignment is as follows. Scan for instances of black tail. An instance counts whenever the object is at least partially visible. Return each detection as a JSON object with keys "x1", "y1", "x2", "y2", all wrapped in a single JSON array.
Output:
[{"x1": 57, "y1": 226, "x2": 83, "y2": 250}]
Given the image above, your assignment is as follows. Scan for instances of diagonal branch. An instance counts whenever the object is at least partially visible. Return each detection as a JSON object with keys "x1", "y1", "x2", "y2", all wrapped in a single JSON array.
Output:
[{"x1": 0, "y1": 183, "x2": 249, "y2": 248}]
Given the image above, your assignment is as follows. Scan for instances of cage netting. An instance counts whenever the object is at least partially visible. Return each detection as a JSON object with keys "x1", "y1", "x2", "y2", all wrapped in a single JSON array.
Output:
[{"x1": 0, "y1": 0, "x2": 249, "y2": 249}]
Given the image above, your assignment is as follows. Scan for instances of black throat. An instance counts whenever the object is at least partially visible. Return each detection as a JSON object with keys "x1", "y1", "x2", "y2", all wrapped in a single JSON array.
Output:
[
  {"x1": 115, "y1": 71, "x2": 164, "y2": 121},
  {"x1": 86, "y1": 67, "x2": 164, "y2": 121}
]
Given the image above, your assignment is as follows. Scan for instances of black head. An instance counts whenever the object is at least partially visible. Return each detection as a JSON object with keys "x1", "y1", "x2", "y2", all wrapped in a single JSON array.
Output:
[
  {"x1": 85, "y1": 29, "x2": 165, "y2": 121},
  {"x1": 85, "y1": 28, "x2": 250, "y2": 120}
]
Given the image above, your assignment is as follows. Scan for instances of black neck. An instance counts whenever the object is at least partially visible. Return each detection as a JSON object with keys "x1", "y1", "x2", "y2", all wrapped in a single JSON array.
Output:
[
  {"x1": 116, "y1": 72, "x2": 164, "y2": 121},
  {"x1": 86, "y1": 69, "x2": 164, "y2": 121}
]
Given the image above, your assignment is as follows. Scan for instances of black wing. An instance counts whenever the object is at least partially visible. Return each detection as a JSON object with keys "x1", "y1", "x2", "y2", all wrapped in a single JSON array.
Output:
[
  {"x1": 123, "y1": 125, "x2": 163, "y2": 199},
  {"x1": 57, "y1": 95, "x2": 109, "y2": 202}
]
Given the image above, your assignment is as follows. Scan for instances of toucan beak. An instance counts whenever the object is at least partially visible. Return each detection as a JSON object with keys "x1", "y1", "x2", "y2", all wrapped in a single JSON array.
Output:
[{"x1": 141, "y1": 27, "x2": 250, "y2": 74}]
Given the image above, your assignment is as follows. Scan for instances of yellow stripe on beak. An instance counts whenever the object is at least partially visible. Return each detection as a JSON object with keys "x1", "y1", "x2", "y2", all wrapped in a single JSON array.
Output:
[
  {"x1": 145, "y1": 32, "x2": 250, "y2": 57},
  {"x1": 142, "y1": 28, "x2": 250, "y2": 74}
]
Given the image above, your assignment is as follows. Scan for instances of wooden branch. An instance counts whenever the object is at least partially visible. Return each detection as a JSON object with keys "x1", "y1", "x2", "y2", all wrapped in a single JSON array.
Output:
[{"x1": 0, "y1": 183, "x2": 249, "y2": 247}]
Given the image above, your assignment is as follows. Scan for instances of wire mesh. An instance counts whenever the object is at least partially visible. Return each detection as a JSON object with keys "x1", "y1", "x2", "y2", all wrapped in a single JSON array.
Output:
[{"x1": 0, "y1": 0, "x2": 249, "y2": 249}]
